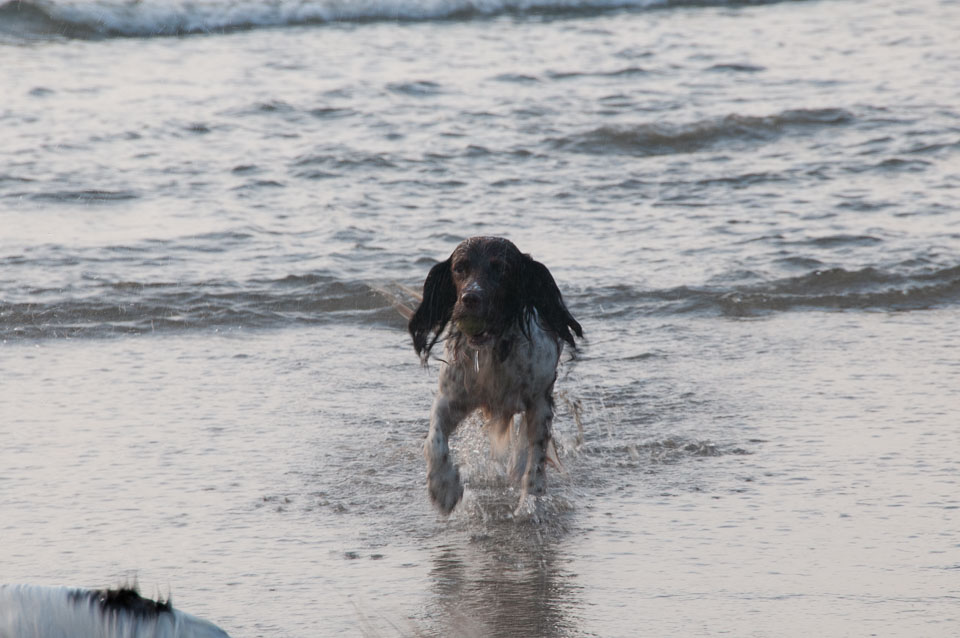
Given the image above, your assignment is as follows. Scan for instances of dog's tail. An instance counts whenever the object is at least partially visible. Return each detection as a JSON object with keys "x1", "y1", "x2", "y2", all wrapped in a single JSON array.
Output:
[
  {"x1": 368, "y1": 281, "x2": 422, "y2": 321},
  {"x1": 486, "y1": 414, "x2": 514, "y2": 458},
  {"x1": 487, "y1": 414, "x2": 564, "y2": 471}
]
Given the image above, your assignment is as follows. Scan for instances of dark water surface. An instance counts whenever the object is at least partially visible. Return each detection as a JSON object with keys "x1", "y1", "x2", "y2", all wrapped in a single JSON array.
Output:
[{"x1": 2, "y1": 0, "x2": 959, "y2": 635}]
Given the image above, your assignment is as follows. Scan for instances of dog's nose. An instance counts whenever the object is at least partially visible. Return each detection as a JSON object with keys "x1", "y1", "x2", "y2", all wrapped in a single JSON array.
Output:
[{"x1": 461, "y1": 291, "x2": 481, "y2": 310}]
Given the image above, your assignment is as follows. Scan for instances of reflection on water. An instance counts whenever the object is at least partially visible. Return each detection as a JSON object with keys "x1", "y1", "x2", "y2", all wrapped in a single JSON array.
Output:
[{"x1": 427, "y1": 514, "x2": 581, "y2": 638}]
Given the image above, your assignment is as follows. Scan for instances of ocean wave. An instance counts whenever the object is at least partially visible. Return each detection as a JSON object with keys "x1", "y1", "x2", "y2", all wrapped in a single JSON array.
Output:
[
  {"x1": 0, "y1": 275, "x2": 396, "y2": 340},
  {"x1": 0, "y1": 0, "x2": 794, "y2": 39},
  {"x1": 4, "y1": 263, "x2": 959, "y2": 341},
  {"x1": 717, "y1": 266, "x2": 960, "y2": 316},
  {"x1": 583, "y1": 264, "x2": 960, "y2": 319},
  {"x1": 551, "y1": 108, "x2": 854, "y2": 157}
]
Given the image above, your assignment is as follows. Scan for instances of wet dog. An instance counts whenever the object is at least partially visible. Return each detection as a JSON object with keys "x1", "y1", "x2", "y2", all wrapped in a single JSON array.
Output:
[
  {"x1": 408, "y1": 237, "x2": 582, "y2": 513},
  {"x1": 0, "y1": 584, "x2": 230, "y2": 638}
]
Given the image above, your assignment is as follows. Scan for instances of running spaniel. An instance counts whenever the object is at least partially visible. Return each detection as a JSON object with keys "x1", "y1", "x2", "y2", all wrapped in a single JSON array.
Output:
[{"x1": 409, "y1": 237, "x2": 582, "y2": 514}]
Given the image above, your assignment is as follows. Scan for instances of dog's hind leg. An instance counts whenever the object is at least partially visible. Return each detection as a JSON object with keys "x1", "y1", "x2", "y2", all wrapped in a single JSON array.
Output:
[{"x1": 520, "y1": 396, "x2": 554, "y2": 502}]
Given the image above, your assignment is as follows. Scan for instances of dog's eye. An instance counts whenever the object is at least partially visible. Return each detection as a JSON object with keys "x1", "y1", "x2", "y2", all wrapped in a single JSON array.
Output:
[
  {"x1": 489, "y1": 259, "x2": 506, "y2": 276},
  {"x1": 453, "y1": 261, "x2": 469, "y2": 275}
]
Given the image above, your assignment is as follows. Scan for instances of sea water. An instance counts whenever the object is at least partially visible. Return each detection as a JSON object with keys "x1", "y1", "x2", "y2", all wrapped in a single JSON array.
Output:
[{"x1": 2, "y1": 0, "x2": 959, "y2": 635}]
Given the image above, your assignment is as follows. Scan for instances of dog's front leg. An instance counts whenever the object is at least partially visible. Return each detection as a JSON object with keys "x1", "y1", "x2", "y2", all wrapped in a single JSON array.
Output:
[{"x1": 425, "y1": 382, "x2": 471, "y2": 514}]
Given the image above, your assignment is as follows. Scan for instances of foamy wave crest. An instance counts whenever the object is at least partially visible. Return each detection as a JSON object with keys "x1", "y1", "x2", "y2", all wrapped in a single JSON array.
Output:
[{"x1": 1, "y1": 0, "x2": 757, "y2": 38}]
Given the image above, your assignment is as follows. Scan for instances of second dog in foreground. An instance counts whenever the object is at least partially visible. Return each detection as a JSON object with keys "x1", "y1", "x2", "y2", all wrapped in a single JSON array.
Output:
[
  {"x1": 408, "y1": 236, "x2": 583, "y2": 514},
  {"x1": 0, "y1": 584, "x2": 230, "y2": 638}
]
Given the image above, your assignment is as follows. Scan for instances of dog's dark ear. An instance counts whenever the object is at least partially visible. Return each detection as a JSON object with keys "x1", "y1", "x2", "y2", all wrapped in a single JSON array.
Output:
[
  {"x1": 408, "y1": 258, "x2": 456, "y2": 362},
  {"x1": 521, "y1": 255, "x2": 583, "y2": 348}
]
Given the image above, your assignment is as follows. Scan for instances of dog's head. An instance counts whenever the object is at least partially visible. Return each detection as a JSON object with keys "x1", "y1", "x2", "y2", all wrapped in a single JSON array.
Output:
[{"x1": 408, "y1": 236, "x2": 582, "y2": 362}]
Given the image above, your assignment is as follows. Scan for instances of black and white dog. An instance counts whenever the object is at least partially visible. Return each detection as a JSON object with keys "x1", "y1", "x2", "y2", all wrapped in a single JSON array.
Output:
[
  {"x1": 409, "y1": 237, "x2": 582, "y2": 514},
  {"x1": 0, "y1": 585, "x2": 230, "y2": 638}
]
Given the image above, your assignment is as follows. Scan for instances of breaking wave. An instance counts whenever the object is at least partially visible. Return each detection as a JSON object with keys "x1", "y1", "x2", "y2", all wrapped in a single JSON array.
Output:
[
  {"x1": 4, "y1": 264, "x2": 960, "y2": 341},
  {"x1": 0, "y1": 0, "x2": 798, "y2": 39},
  {"x1": 0, "y1": 275, "x2": 396, "y2": 340},
  {"x1": 584, "y1": 264, "x2": 960, "y2": 319}
]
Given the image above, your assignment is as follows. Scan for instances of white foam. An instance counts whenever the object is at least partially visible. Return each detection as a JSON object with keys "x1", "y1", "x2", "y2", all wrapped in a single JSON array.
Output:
[{"x1": 32, "y1": 0, "x2": 672, "y2": 37}]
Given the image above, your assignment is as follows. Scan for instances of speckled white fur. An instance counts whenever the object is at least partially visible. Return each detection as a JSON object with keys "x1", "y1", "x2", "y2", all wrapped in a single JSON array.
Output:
[
  {"x1": 0, "y1": 584, "x2": 230, "y2": 638},
  {"x1": 424, "y1": 312, "x2": 561, "y2": 514}
]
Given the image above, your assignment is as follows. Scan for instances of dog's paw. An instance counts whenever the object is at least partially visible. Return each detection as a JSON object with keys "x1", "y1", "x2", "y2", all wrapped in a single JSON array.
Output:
[
  {"x1": 522, "y1": 461, "x2": 546, "y2": 499},
  {"x1": 513, "y1": 492, "x2": 543, "y2": 523},
  {"x1": 427, "y1": 462, "x2": 463, "y2": 514}
]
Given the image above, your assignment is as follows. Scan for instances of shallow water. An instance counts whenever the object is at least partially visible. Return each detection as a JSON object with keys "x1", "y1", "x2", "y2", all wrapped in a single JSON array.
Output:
[{"x1": 2, "y1": 0, "x2": 960, "y2": 635}]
